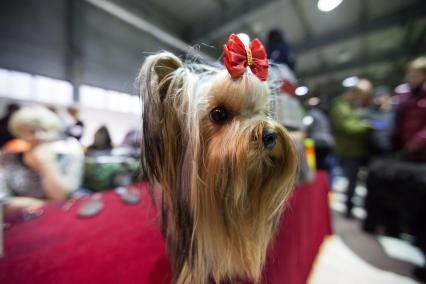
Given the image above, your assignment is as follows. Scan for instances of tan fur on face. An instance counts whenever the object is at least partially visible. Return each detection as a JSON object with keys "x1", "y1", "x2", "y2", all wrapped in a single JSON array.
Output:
[{"x1": 138, "y1": 53, "x2": 297, "y2": 284}]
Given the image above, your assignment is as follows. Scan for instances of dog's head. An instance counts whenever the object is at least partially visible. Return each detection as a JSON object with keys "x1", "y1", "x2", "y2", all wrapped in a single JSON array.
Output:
[{"x1": 138, "y1": 49, "x2": 297, "y2": 283}]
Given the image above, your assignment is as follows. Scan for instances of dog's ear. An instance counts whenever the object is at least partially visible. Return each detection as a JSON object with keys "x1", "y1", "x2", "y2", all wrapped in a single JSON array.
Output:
[
  {"x1": 154, "y1": 54, "x2": 183, "y2": 82},
  {"x1": 138, "y1": 52, "x2": 184, "y2": 184},
  {"x1": 146, "y1": 52, "x2": 184, "y2": 100}
]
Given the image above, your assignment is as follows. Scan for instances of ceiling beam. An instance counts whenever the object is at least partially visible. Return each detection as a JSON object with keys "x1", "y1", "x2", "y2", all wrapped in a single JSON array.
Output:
[
  {"x1": 113, "y1": 0, "x2": 187, "y2": 37},
  {"x1": 290, "y1": 0, "x2": 330, "y2": 69},
  {"x1": 65, "y1": 0, "x2": 80, "y2": 101},
  {"x1": 290, "y1": 0, "x2": 313, "y2": 40},
  {"x1": 191, "y1": 0, "x2": 288, "y2": 43},
  {"x1": 295, "y1": 2, "x2": 426, "y2": 54},
  {"x1": 85, "y1": 0, "x2": 214, "y2": 61},
  {"x1": 299, "y1": 49, "x2": 411, "y2": 79},
  {"x1": 193, "y1": 1, "x2": 425, "y2": 57}
]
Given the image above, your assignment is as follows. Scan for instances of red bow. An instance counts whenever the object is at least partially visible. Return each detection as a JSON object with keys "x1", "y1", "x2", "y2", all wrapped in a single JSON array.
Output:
[{"x1": 223, "y1": 34, "x2": 268, "y2": 81}]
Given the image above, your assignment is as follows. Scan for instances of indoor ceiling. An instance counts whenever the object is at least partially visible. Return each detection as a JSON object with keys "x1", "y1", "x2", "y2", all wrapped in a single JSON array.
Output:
[
  {"x1": 2, "y1": 0, "x2": 425, "y2": 98},
  {"x1": 106, "y1": 0, "x2": 426, "y2": 97}
]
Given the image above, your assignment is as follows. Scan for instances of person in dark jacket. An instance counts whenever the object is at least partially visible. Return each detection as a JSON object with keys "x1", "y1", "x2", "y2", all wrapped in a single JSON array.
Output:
[
  {"x1": 65, "y1": 105, "x2": 85, "y2": 141},
  {"x1": 0, "y1": 103, "x2": 20, "y2": 148},
  {"x1": 87, "y1": 125, "x2": 113, "y2": 156},
  {"x1": 367, "y1": 86, "x2": 395, "y2": 155},
  {"x1": 266, "y1": 29, "x2": 296, "y2": 72},
  {"x1": 305, "y1": 97, "x2": 335, "y2": 170}
]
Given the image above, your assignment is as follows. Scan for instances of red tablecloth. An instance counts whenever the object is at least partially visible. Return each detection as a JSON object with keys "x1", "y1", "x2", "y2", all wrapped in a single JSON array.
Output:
[
  {"x1": 0, "y1": 171, "x2": 331, "y2": 284},
  {"x1": 262, "y1": 171, "x2": 332, "y2": 284}
]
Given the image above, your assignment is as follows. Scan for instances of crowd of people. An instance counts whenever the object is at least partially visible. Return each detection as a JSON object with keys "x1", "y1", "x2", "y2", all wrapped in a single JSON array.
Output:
[
  {"x1": 0, "y1": 104, "x2": 140, "y2": 213},
  {"x1": 306, "y1": 57, "x2": 426, "y2": 217},
  {"x1": 265, "y1": 29, "x2": 425, "y2": 281},
  {"x1": 304, "y1": 56, "x2": 426, "y2": 280}
]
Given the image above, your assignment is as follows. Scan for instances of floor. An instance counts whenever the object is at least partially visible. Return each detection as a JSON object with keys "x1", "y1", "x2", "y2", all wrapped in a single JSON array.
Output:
[
  {"x1": 326, "y1": 175, "x2": 424, "y2": 283},
  {"x1": 309, "y1": 234, "x2": 419, "y2": 284},
  {"x1": 333, "y1": 211, "x2": 419, "y2": 279}
]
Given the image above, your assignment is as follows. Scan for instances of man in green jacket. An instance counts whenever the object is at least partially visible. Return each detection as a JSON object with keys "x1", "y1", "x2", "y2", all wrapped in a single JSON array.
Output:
[{"x1": 330, "y1": 79, "x2": 372, "y2": 218}]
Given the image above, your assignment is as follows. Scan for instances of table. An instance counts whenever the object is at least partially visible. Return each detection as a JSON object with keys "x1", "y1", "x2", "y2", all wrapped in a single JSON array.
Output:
[
  {"x1": 0, "y1": 171, "x2": 331, "y2": 284},
  {"x1": 262, "y1": 171, "x2": 332, "y2": 284}
]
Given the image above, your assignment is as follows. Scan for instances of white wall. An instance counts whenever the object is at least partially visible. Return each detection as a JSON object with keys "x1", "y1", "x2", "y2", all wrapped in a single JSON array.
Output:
[{"x1": 79, "y1": 106, "x2": 140, "y2": 147}]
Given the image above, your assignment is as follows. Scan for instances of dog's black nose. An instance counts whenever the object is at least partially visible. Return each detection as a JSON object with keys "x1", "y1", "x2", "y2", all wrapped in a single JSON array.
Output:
[{"x1": 263, "y1": 129, "x2": 277, "y2": 149}]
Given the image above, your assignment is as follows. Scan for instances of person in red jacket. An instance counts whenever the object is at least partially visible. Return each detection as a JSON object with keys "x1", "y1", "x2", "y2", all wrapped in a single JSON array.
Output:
[
  {"x1": 395, "y1": 56, "x2": 426, "y2": 282},
  {"x1": 394, "y1": 56, "x2": 426, "y2": 162}
]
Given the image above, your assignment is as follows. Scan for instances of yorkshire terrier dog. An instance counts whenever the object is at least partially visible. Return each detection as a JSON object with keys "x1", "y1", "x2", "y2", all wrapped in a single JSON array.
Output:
[{"x1": 138, "y1": 34, "x2": 297, "y2": 283}]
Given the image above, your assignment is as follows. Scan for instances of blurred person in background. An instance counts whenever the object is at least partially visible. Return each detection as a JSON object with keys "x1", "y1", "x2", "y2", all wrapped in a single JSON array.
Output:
[
  {"x1": 393, "y1": 56, "x2": 426, "y2": 282},
  {"x1": 0, "y1": 103, "x2": 20, "y2": 148},
  {"x1": 305, "y1": 97, "x2": 335, "y2": 170},
  {"x1": 65, "y1": 105, "x2": 85, "y2": 141},
  {"x1": 0, "y1": 106, "x2": 84, "y2": 212},
  {"x1": 118, "y1": 128, "x2": 141, "y2": 158},
  {"x1": 121, "y1": 128, "x2": 140, "y2": 149},
  {"x1": 269, "y1": 64, "x2": 314, "y2": 185},
  {"x1": 394, "y1": 56, "x2": 426, "y2": 162},
  {"x1": 266, "y1": 29, "x2": 296, "y2": 72},
  {"x1": 330, "y1": 79, "x2": 373, "y2": 218},
  {"x1": 367, "y1": 86, "x2": 395, "y2": 155},
  {"x1": 87, "y1": 125, "x2": 113, "y2": 156}
]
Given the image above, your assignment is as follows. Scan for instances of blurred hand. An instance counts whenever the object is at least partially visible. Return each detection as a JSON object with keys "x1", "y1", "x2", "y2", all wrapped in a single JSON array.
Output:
[
  {"x1": 5, "y1": 197, "x2": 46, "y2": 213},
  {"x1": 24, "y1": 143, "x2": 56, "y2": 172}
]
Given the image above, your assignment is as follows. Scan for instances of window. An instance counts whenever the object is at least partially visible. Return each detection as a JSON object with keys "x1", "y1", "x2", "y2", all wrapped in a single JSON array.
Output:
[
  {"x1": 80, "y1": 84, "x2": 140, "y2": 114},
  {"x1": 79, "y1": 85, "x2": 107, "y2": 109},
  {"x1": 33, "y1": 75, "x2": 73, "y2": 105},
  {"x1": 0, "y1": 69, "x2": 32, "y2": 100},
  {"x1": 0, "y1": 68, "x2": 73, "y2": 105}
]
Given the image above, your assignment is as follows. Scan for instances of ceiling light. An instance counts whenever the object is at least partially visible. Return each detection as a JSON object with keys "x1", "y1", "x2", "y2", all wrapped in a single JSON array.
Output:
[
  {"x1": 342, "y1": 76, "x2": 359, "y2": 87},
  {"x1": 295, "y1": 86, "x2": 309, "y2": 96},
  {"x1": 317, "y1": 0, "x2": 343, "y2": 12}
]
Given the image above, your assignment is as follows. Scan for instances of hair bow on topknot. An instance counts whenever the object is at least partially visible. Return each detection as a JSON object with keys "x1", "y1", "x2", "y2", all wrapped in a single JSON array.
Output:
[{"x1": 223, "y1": 34, "x2": 268, "y2": 81}]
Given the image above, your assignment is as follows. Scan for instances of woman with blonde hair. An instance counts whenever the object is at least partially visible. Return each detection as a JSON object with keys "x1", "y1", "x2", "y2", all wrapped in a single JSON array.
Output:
[{"x1": 0, "y1": 106, "x2": 84, "y2": 211}]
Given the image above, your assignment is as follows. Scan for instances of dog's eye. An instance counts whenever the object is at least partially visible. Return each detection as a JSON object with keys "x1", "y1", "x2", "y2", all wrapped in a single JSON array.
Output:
[{"x1": 210, "y1": 107, "x2": 229, "y2": 123}]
